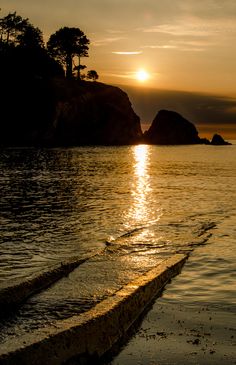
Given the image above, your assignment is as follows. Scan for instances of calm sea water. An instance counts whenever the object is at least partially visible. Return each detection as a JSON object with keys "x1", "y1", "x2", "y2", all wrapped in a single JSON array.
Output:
[{"x1": 0, "y1": 144, "x2": 235, "y2": 312}]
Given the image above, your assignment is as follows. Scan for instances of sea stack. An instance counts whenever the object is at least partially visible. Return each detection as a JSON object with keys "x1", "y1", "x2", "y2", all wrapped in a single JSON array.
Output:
[
  {"x1": 211, "y1": 133, "x2": 231, "y2": 145},
  {"x1": 144, "y1": 110, "x2": 201, "y2": 145}
]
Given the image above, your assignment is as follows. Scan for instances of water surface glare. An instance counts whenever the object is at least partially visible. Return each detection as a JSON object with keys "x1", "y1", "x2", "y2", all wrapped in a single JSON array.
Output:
[{"x1": 0, "y1": 144, "x2": 235, "y2": 311}]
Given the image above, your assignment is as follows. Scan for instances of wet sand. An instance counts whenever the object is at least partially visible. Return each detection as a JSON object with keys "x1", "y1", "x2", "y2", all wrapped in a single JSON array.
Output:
[
  {"x1": 106, "y1": 235, "x2": 236, "y2": 365},
  {"x1": 107, "y1": 299, "x2": 235, "y2": 365}
]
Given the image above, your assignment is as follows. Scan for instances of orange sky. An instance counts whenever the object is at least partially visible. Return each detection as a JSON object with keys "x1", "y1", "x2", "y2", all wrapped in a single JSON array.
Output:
[{"x1": 1, "y1": 0, "x2": 236, "y2": 138}]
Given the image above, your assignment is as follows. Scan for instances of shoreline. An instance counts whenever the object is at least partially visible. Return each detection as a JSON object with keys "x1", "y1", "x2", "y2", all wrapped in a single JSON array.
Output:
[
  {"x1": 107, "y1": 234, "x2": 236, "y2": 365},
  {"x1": 107, "y1": 300, "x2": 236, "y2": 365},
  {"x1": 0, "y1": 255, "x2": 187, "y2": 364}
]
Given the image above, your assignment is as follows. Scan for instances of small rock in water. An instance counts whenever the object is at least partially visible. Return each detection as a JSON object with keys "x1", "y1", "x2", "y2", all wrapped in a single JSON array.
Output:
[{"x1": 211, "y1": 134, "x2": 231, "y2": 145}]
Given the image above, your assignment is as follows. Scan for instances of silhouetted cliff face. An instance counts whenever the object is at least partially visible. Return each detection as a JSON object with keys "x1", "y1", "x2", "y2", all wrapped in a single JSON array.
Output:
[
  {"x1": 45, "y1": 81, "x2": 143, "y2": 146},
  {"x1": 0, "y1": 80, "x2": 142, "y2": 146},
  {"x1": 144, "y1": 110, "x2": 201, "y2": 145}
]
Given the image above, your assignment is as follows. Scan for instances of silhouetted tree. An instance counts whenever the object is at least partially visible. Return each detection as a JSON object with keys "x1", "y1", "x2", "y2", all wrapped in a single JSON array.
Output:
[
  {"x1": 87, "y1": 70, "x2": 99, "y2": 81},
  {"x1": 0, "y1": 11, "x2": 43, "y2": 48},
  {"x1": 73, "y1": 64, "x2": 86, "y2": 79},
  {"x1": 0, "y1": 11, "x2": 62, "y2": 79},
  {"x1": 17, "y1": 24, "x2": 44, "y2": 49},
  {"x1": 0, "y1": 12, "x2": 27, "y2": 45},
  {"x1": 47, "y1": 27, "x2": 90, "y2": 79},
  {"x1": 0, "y1": 11, "x2": 65, "y2": 147}
]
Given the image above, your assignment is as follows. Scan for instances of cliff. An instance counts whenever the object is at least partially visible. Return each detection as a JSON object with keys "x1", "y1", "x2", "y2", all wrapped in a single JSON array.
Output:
[
  {"x1": 144, "y1": 110, "x2": 201, "y2": 145},
  {"x1": 0, "y1": 80, "x2": 142, "y2": 146},
  {"x1": 46, "y1": 81, "x2": 142, "y2": 146},
  {"x1": 0, "y1": 76, "x2": 231, "y2": 147}
]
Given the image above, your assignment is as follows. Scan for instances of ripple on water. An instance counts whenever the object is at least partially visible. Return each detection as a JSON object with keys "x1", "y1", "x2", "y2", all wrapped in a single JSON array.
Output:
[{"x1": 0, "y1": 145, "x2": 235, "y2": 340}]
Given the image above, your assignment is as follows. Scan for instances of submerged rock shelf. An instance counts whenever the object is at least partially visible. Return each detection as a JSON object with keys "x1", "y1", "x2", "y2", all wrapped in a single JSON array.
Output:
[
  {"x1": 0, "y1": 249, "x2": 167, "y2": 344},
  {"x1": 0, "y1": 254, "x2": 98, "y2": 314}
]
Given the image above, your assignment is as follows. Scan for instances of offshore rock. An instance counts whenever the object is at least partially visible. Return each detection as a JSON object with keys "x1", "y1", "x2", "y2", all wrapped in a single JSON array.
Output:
[
  {"x1": 211, "y1": 133, "x2": 231, "y2": 145},
  {"x1": 144, "y1": 110, "x2": 201, "y2": 145},
  {"x1": 46, "y1": 81, "x2": 143, "y2": 146}
]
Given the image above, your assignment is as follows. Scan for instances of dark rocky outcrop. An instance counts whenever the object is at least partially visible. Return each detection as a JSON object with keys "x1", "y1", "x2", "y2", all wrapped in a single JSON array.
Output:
[
  {"x1": 0, "y1": 75, "x2": 232, "y2": 147},
  {"x1": 47, "y1": 81, "x2": 142, "y2": 146},
  {"x1": 144, "y1": 110, "x2": 202, "y2": 145},
  {"x1": 211, "y1": 133, "x2": 231, "y2": 145},
  {"x1": 0, "y1": 80, "x2": 142, "y2": 146}
]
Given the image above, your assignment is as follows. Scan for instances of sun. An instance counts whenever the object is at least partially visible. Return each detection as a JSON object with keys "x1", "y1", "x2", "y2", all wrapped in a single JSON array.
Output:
[{"x1": 136, "y1": 69, "x2": 149, "y2": 82}]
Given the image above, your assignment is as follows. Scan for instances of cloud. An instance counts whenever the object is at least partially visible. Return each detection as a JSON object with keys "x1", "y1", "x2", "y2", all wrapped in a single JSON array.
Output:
[
  {"x1": 102, "y1": 72, "x2": 134, "y2": 80},
  {"x1": 106, "y1": 29, "x2": 125, "y2": 34},
  {"x1": 176, "y1": 40, "x2": 215, "y2": 47},
  {"x1": 92, "y1": 37, "x2": 125, "y2": 47},
  {"x1": 179, "y1": 0, "x2": 236, "y2": 21},
  {"x1": 119, "y1": 85, "x2": 236, "y2": 127},
  {"x1": 227, "y1": 106, "x2": 236, "y2": 114},
  {"x1": 141, "y1": 36, "x2": 217, "y2": 52},
  {"x1": 112, "y1": 51, "x2": 143, "y2": 55},
  {"x1": 142, "y1": 42, "x2": 206, "y2": 52},
  {"x1": 143, "y1": 45, "x2": 177, "y2": 49},
  {"x1": 143, "y1": 23, "x2": 217, "y2": 37},
  {"x1": 142, "y1": 17, "x2": 236, "y2": 39}
]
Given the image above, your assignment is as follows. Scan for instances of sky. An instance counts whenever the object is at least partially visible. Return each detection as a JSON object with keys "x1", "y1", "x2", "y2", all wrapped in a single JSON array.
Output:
[{"x1": 1, "y1": 0, "x2": 236, "y2": 138}]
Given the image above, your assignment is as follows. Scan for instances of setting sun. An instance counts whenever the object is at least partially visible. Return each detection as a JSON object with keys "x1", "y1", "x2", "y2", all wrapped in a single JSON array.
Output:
[{"x1": 136, "y1": 69, "x2": 149, "y2": 82}]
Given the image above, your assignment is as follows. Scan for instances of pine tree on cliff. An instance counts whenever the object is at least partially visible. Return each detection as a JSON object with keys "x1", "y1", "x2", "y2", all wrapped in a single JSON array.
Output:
[
  {"x1": 0, "y1": 10, "x2": 64, "y2": 80},
  {"x1": 0, "y1": 11, "x2": 44, "y2": 48},
  {"x1": 0, "y1": 11, "x2": 28, "y2": 45},
  {"x1": 47, "y1": 27, "x2": 90, "y2": 79}
]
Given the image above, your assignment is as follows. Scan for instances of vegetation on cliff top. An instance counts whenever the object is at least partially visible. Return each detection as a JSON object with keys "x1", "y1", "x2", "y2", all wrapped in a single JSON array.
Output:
[{"x1": 0, "y1": 10, "x2": 98, "y2": 81}]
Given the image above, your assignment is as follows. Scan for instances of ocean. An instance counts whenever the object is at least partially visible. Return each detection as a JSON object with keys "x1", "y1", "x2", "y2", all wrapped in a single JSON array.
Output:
[{"x1": 0, "y1": 144, "x2": 235, "y2": 352}]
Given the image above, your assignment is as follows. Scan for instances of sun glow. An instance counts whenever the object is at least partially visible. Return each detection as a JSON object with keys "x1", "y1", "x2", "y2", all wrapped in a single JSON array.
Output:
[{"x1": 136, "y1": 69, "x2": 149, "y2": 82}]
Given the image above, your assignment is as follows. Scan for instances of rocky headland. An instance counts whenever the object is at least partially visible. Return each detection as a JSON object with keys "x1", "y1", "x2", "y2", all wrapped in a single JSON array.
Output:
[
  {"x1": 47, "y1": 80, "x2": 143, "y2": 146},
  {"x1": 0, "y1": 80, "x2": 231, "y2": 146},
  {"x1": 0, "y1": 79, "x2": 143, "y2": 146}
]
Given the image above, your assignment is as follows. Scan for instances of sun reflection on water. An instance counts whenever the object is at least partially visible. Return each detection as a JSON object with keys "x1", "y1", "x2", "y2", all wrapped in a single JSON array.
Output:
[
  {"x1": 121, "y1": 144, "x2": 162, "y2": 249},
  {"x1": 130, "y1": 145, "x2": 152, "y2": 224},
  {"x1": 134, "y1": 145, "x2": 149, "y2": 178}
]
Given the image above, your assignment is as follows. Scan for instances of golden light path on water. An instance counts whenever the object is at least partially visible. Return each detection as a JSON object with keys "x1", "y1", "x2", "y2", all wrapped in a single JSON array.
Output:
[
  {"x1": 127, "y1": 145, "x2": 161, "y2": 228},
  {"x1": 132, "y1": 145, "x2": 151, "y2": 223}
]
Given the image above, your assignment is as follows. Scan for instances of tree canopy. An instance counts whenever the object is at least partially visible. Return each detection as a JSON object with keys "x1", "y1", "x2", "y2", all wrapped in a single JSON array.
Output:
[
  {"x1": 87, "y1": 70, "x2": 99, "y2": 81},
  {"x1": 0, "y1": 11, "x2": 63, "y2": 80},
  {"x1": 17, "y1": 24, "x2": 44, "y2": 49},
  {"x1": 0, "y1": 11, "x2": 43, "y2": 48},
  {"x1": 0, "y1": 10, "x2": 102, "y2": 147},
  {"x1": 0, "y1": 11, "x2": 98, "y2": 82},
  {"x1": 47, "y1": 27, "x2": 90, "y2": 79}
]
